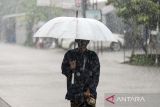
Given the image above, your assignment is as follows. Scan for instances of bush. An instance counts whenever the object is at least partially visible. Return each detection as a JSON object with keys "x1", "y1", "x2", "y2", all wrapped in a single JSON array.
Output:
[{"x1": 130, "y1": 54, "x2": 160, "y2": 66}]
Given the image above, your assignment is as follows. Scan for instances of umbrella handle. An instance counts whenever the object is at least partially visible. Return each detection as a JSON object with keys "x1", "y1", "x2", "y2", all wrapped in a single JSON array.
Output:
[{"x1": 71, "y1": 73, "x2": 74, "y2": 84}]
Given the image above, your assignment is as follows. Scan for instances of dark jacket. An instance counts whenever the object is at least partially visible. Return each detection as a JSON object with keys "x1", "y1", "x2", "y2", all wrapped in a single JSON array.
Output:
[{"x1": 61, "y1": 48, "x2": 100, "y2": 103}]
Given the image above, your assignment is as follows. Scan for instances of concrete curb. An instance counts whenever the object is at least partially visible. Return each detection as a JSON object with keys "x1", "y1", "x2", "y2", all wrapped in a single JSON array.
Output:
[{"x1": 0, "y1": 97, "x2": 11, "y2": 107}]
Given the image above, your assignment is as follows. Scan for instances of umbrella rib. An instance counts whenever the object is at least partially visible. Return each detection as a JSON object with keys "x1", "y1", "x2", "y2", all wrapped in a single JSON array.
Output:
[
  {"x1": 87, "y1": 19, "x2": 100, "y2": 41},
  {"x1": 91, "y1": 20, "x2": 112, "y2": 41},
  {"x1": 46, "y1": 22, "x2": 60, "y2": 37}
]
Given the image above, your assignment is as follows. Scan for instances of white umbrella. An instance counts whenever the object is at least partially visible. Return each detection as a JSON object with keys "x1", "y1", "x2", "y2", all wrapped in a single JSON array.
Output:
[
  {"x1": 34, "y1": 17, "x2": 117, "y2": 42},
  {"x1": 34, "y1": 17, "x2": 117, "y2": 85}
]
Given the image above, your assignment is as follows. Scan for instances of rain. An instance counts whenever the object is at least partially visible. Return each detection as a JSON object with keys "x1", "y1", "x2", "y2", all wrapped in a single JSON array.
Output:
[{"x1": 0, "y1": 0, "x2": 160, "y2": 107}]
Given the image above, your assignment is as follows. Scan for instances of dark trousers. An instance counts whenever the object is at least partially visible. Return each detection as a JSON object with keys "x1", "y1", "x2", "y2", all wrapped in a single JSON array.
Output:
[{"x1": 71, "y1": 101, "x2": 95, "y2": 107}]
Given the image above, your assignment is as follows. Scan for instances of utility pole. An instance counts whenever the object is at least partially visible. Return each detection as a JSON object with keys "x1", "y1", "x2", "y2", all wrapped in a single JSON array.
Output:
[{"x1": 81, "y1": 0, "x2": 87, "y2": 18}]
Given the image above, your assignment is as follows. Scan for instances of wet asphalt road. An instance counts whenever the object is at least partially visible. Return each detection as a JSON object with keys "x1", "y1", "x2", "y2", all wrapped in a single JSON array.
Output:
[{"x1": 0, "y1": 43, "x2": 160, "y2": 107}]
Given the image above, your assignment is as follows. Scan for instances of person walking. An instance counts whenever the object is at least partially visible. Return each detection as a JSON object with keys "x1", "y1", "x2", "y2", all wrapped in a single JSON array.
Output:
[{"x1": 61, "y1": 39, "x2": 100, "y2": 107}]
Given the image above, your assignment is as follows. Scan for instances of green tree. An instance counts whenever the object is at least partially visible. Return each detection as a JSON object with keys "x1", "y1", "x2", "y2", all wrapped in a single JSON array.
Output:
[
  {"x1": 0, "y1": 0, "x2": 63, "y2": 46},
  {"x1": 108, "y1": 0, "x2": 160, "y2": 55},
  {"x1": 21, "y1": 0, "x2": 63, "y2": 46}
]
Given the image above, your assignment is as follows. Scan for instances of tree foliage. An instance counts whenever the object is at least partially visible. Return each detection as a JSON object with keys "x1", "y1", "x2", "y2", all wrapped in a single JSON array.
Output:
[
  {"x1": 0, "y1": 0, "x2": 63, "y2": 46},
  {"x1": 109, "y1": 0, "x2": 160, "y2": 29},
  {"x1": 0, "y1": 0, "x2": 63, "y2": 21},
  {"x1": 108, "y1": 0, "x2": 160, "y2": 56}
]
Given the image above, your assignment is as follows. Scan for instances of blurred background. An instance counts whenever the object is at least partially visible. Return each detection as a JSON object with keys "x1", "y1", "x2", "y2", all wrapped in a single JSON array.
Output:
[
  {"x1": 0, "y1": 0, "x2": 125, "y2": 50},
  {"x1": 0, "y1": 0, "x2": 160, "y2": 57}
]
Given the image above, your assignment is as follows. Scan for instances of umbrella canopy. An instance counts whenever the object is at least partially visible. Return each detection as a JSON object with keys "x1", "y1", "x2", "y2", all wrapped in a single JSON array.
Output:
[{"x1": 34, "y1": 17, "x2": 117, "y2": 42}]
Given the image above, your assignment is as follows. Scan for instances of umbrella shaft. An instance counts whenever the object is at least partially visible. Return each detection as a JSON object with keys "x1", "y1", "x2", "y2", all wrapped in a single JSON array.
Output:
[{"x1": 71, "y1": 73, "x2": 74, "y2": 84}]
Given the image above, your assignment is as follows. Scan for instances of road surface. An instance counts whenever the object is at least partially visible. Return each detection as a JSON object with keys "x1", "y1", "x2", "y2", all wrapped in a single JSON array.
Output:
[{"x1": 0, "y1": 43, "x2": 160, "y2": 107}]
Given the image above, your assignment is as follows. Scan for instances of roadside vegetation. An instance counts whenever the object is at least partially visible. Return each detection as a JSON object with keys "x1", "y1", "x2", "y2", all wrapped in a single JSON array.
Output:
[{"x1": 109, "y1": 0, "x2": 160, "y2": 66}]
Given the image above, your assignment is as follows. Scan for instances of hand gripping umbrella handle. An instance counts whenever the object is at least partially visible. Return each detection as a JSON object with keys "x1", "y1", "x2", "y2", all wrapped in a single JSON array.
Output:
[{"x1": 71, "y1": 73, "x2": 74, "y2": 84}]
